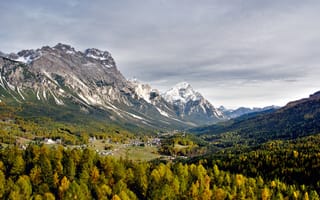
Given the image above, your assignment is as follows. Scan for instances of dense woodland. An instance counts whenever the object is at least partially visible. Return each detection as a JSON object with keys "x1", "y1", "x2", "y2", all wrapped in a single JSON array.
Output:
[{"x1": 0, "y1": 143, "x2": 318, "y2": 200}]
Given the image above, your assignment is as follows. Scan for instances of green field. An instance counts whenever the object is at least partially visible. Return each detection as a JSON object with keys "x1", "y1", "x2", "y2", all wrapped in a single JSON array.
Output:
[
  {"x1": 112, "y1": 146, "x2": 161, "y2": 161},
  {"x1": 89, "y1": 139, "x2": 161, "y2": 161}
]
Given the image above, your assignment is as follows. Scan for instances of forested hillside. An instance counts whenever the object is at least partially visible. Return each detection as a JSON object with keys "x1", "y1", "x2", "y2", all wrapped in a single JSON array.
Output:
[
  {"x1": 0, "y1": 145, "x2": 318, "y2": 200},
  {"x1": 193, "y1": 133, "x2": 320, "y2": 192},
  {"x1": 191, "y1": 92, "x2": 320, "y2": 145}
]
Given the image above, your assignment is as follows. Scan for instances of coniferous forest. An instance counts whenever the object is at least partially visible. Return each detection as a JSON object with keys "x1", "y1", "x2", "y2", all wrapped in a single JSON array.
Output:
[{"x1": 0, "y1": 137, "x2": 319, "y2": 200}]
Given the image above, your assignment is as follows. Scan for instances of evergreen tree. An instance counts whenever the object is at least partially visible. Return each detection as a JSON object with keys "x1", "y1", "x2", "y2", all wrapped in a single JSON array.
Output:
[
  {"x1": 10, "y1": 155, "x2": 25, "y2": 177},
  {"x1": 0, "y1": 170, "x2": 6, "y2": 198}
]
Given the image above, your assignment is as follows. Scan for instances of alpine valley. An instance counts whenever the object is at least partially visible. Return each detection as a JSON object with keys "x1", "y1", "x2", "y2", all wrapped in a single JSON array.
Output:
[
  {"x1": 1, "y1": 44, "x2": 320, "y2": 200},
  {"x1": 0, "y1": 43, "x2": 271, "y2": 131}
]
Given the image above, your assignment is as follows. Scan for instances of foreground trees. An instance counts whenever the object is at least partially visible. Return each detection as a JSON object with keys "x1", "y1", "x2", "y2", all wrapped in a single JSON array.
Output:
[{"x1": 0, "y1": 145, "x2": 318, "y2": 199}]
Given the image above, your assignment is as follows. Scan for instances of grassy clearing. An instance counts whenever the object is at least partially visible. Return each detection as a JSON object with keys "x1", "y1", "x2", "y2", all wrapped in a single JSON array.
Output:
[
  {"x1": 89, "y1": 139, "x2": 161, "y2": 161},
  {"x1": 112, "y1": 146, "x2": 160, "y2": 161},
  {"x1": 174, "y1": 144, "x2": 189, "y2": 149}
]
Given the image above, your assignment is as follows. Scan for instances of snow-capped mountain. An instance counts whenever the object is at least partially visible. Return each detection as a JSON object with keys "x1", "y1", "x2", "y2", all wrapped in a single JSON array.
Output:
[
  {"x1": 162, "y1": 82, "x2": 223, "y2": 124},
  {"x1": 0, "y1": 43, "x2": 275, "y2": 130},
  {"x1": 162, "y1": 82, "x2": 201, "y2": 104},
  {"x1": 0, "y1": 43, "x2": 223, "y2": 129},
  {"x1": 0, "y1": 44, "x2": 180, "y2": 129},
  {"x1": 129, "y1": 79, "x2": 193, "y2": 124},
  {"x1": 2, "y1": 43, "x2": 129, "y2": 105}
]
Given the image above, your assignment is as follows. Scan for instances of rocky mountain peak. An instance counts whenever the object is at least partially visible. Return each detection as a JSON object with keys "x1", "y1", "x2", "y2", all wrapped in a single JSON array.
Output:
[
  {"x1": 84, "y1": 48, "x2": 116, "y2": 68},
  {"x1": 85, "y1": 48, "x2": 110, "y2": 60},
  {"x1": 161, "y1": 82, "x2": 223, "y2": 123},
  {"x1": 2, "y1": 44, "x2": 118, "y2": 70},
  {"x1": 6, "y1": 48, "x2": 41, "y2": 64},
  {"x1": 162, "y1": 81, "x2": 202, "y2": 104},
  {"x1": 53, "y1": 43, "x2": 76, "y2": 53},
  {"x1": 310, "y1": 91, "x2": 320, "y2": 99}
]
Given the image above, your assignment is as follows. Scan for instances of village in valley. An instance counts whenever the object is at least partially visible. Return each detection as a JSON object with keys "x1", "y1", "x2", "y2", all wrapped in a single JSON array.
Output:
[{"x1": 8, "y1": 130, "x2": 194, "y2": 161}]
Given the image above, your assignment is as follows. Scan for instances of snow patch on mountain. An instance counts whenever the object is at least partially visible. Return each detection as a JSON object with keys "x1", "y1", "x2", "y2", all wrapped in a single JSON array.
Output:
[
  {"x1": 156, "y1": 107, "x2": 169, "y2": 117},
  {"x1": 36, "y1": 90, "x2": 41, "y2": 100},
  {"x1": 125, "y1": 111, "x2": 144, "y2": 120},
  {"x1": 54, "y1": 43, "x2": 76, "y2": 54},
  {"x1": 17, "y1": 87, "x2": 25, "y2": 100},
  {"x1": 14, "y1": 56, "x2": 32, "y2": 64},
  {"x1": 77, "y1": 93, "x2": 91, "y2": 105},
  {"x1": 162, "y1": 82, "x2": 202, "y2": 104},
  {"x1": 0, "y1": 76, "x2": 4, "y2": 88},
  {"x1": 84, "y1": 48, "x2": 110, "y2": 61},
  {"x1": 9, "y1": 49, "x2": 42, "y2": 64},
  {"x1": 162, "y1": 82, "x2": 223, "y2": 122},
  {"x1": 4, "y1": 79, "x2": 15, "y2": 91},
  {"x1": 42, "y1": 70, "x2": 59, "y2": 85},
  {"x1": 48, "y1": 89, "x2": 64, "y2": 105}
]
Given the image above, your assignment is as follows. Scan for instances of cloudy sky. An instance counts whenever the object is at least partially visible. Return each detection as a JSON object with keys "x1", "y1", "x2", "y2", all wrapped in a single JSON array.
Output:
[{"x1": 1, "y1": 0, "x2": 320, "y2": 108}]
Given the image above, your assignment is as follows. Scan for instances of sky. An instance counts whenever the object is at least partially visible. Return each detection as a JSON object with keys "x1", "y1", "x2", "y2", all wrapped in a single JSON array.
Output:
[{"x1": 1, "y1": 0, "x2": 320, "y2": 109}]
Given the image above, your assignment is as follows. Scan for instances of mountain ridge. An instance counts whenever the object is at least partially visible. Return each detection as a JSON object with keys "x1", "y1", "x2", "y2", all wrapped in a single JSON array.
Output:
[
  {"x1": 0, "y1": 43, "x2": 278, "y2": 130},
  {"x1": 0, "y1": 44, "x2": 222, "y2": 129},
  {"x1": 218, "y1": 105, "x2": 280, "y2": 119}
]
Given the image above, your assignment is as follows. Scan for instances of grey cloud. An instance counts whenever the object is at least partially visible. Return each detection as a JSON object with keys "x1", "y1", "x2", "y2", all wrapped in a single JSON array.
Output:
[{"x1": 1, "y1": 0, "x2": 320, "y2": 108}]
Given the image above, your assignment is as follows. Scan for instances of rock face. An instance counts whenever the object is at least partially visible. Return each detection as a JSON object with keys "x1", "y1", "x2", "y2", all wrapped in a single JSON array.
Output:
[
  {"x1": 0, "y1": 43, "x2": 276, "y2": 129},
  {"x1": 2, "y1": 43, "x2": 129, "y2": 106},
  {"x1": 0, "y1": 43, "x2": 225, "y2": 129}
]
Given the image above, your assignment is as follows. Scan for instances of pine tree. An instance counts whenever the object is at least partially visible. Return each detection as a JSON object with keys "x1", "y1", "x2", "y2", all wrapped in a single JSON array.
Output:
[
  {"x1": 65, "y1": 181, "x2": 86, "y2": 200},
  {"x1": 0, "y1": 170, "x2": 6, "y2": 198},
  {"x1": 10, "y1": 155, "x2": 25, "y2": 177},
  {"x1": 59, "y1": 176, "x2": 70, "y2": 199}
]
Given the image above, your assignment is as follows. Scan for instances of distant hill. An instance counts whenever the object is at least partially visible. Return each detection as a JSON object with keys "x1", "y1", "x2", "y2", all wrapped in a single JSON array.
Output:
[{"x1": 190, "y1": 91, "x2": 320, "y2": 144}]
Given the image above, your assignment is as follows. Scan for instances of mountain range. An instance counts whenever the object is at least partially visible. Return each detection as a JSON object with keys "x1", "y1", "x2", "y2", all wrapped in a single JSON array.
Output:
[
  {"x1": 0, "y1": 43, "x2": 277, "y2": 130},
  {"x1": 218, "y1": 105, "x2": 279, "y2": 119}
]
